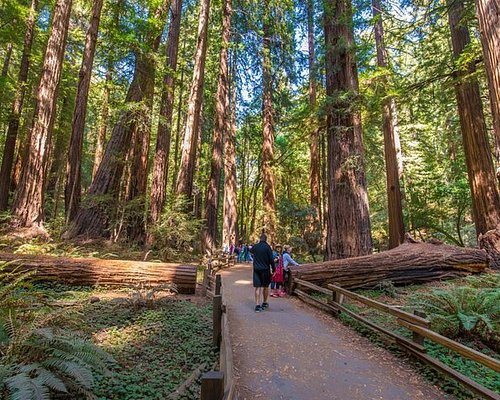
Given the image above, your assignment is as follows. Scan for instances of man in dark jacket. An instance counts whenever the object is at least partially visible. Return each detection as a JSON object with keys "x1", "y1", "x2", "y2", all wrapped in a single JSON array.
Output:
[{"x1": 250, "y1": 233, "x2": 275, "y2": 312}]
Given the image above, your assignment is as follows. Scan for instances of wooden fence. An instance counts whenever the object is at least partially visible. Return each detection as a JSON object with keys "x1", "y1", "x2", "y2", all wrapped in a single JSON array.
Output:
[
  {"x1": 201, "y1": 270, "x2": 238, "y2": 400},
  {"x1": 293, "y1": 278, "x2": 500, "y2": 400}
]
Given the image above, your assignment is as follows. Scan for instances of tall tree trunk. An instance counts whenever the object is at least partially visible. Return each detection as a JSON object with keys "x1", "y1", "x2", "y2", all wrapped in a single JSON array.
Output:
[
  {"x1": 64, "y1": 2, "x2": 169, "y2": 239},
  {"x1": 262, "y1": 16, "x2": 277, "y2": 242},
  {"x1": 372, "y1": 0, "x2": 405, "y2": 249},
  {"x1": 11, "y1": 0, "x2": 72, "y2": 228},
  {"x1": 308, "y1": 0, "x2": 320, "y2": 227},
  {"x1": 1, "y1": 43, "x2": 13, "y2": 78},
  {"x1": 65, "y1": 0, "x2": 104, "y2": 224},
  {"x1": 0, "y1": 0, "x2": 38, "y2": 211},
  {"x1": 93, "y1": 68, "x2": 111, "y2": 180},
  {"x1": 124, "y1": 3, "x2": 169, "y2": 244},
  {"x1": 447, "y1": 0, "x2": 500, "y2": 238},
  {"x1": 222, "y1": 48, "x2": 238, "y2": 248},
  {"x1": 148, "y1": 0, "x2": 183, "y2": 232},
  {"x1": 324, "y1": 0, "x2": 372, "y2": 259},
  {"x1": 474, "y1": 0, "x2": 500, "y2": 175},
  {"x1": 176, "y1": 0, "x2": 211, "y2": 200},
  {"x1": 204, "y1": 0, "x2": 232, "y2": 252}
]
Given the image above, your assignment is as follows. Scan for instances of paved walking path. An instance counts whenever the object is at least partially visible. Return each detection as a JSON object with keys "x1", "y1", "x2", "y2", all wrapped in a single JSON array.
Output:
[{"x1": 221, "y1": 264, "x2": 451, "y2": 400}]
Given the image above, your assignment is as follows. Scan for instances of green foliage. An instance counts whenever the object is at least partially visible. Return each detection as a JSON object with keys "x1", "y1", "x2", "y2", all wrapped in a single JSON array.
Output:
[
  {"x1": 150, "y1": 197, "x2": 204, "y2": 261},
  {"x1": 411, "y1": 283, "x2": 499, "y2": 350},
  {"x1": 0, "y1": 263, "x2": 114, "y2": 400}
]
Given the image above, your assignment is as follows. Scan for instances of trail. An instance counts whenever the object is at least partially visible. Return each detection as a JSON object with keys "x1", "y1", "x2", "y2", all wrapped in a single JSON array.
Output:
[{"x1": 221, "y1": 264, "x2": 452, "y2": 400}]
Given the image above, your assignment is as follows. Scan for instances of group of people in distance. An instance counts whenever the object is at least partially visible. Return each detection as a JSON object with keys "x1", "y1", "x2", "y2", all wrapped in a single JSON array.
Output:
[{"x1": 250, "y1": 233, "x2": 300, "y2": 313}]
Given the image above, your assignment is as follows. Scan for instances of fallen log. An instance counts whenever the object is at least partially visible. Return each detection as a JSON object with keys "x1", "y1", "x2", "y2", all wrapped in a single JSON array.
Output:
[
  {"x1": 0, "y1": 253, "x2": 197, "y2": 294},
  {"x1": 288, "y1": 240, "x2": 488, "y2": 291}
]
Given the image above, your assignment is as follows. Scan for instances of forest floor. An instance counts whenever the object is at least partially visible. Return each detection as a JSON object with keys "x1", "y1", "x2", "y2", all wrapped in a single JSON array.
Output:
[
  {"x1": 221, "y1": 264, "x2": 453, "y2": 400},
  {"x1": 9, "y1": 282, "x2": 217, "y2": 400}
]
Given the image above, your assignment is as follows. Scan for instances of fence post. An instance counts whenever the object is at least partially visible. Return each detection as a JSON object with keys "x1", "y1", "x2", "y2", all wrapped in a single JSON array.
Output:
[
  {"x1": 215, "y1": 274, "x2": 222, "y2": 296},
  {"x1": 213, "y1": 294, "x2": 222, "y2": 347},
  {"x1": 329, "y1": 282, "x2": 344, "y2": 316},
  {"x1": 200, "y1": 371, "x2": 224, "y2": 400},
  {"x1": 412, "y1": 310, "x2": 427, "y2": 347}
]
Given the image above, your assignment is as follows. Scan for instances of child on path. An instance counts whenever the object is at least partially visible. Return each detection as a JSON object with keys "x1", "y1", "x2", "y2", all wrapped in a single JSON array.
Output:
[{"x1": 271, "y1": 245, "x2": 285, "y2": 297}]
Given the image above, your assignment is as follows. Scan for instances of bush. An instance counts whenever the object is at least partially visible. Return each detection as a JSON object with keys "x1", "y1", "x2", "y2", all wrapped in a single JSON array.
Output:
[
  {"x1": 412, "y1": 284, "x2": 499, "y2": 350},
  {"x1": 150, "y1": 197, "x2": 203, "y2": 261}
]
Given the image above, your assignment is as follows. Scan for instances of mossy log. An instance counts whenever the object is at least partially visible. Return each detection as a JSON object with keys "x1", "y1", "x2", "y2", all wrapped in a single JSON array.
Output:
[
  {"x1": 289, "y1": 240, "x2": 488, "y2": 291},
  {"x1": 0, "y1": 253, "x2": 197, "y2": 294}
]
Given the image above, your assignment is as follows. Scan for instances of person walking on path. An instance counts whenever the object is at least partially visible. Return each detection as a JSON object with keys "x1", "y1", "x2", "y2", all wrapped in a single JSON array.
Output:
[{"x1": 250, "y1": 233, "x2": 275, "y2": 312}]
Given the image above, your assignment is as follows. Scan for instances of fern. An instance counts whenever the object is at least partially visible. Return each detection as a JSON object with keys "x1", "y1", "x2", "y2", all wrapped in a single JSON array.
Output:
[
  {"x1": 413, "y1": 285, "x2": 500, "y2": 349},
  {"x1": 0, "y1": 262, "x2": 114, "y2": 400}
]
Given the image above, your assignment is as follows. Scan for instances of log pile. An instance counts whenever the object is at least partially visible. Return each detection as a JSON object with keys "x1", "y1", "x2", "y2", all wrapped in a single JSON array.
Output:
[
  {"x1": 0, "y1": 253, "x2": 197, "y2": 294},
  {"x1": 289, "y1": 240, "x2": 489, "y2": 291}
]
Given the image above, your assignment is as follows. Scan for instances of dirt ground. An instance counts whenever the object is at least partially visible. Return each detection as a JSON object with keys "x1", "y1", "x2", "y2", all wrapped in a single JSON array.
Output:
[{"x1": 220, "y1": 264, "x2": 453, "y2": 400}]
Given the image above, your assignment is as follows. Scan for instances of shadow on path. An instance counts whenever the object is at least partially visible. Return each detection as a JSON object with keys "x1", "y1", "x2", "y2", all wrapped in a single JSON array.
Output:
[{"x1": 221, "y1": 264, "x2": 451, "y2": 400}]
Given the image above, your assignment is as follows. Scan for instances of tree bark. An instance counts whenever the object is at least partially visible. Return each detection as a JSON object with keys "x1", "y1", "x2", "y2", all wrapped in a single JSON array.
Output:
[
  {"x1": 289, "y1": 239, "x2": 488, "y2": 291},
  {"x1": 372, "y1": 0, "x2": 405, "y2": 249},
  {"x1": 0, "y1": 0, "x2": 38, "y2": 211},
  {"x1": 0, "y1": 253, "x2": 197, "y2": 294},
  {"x1": 308, "y1": 0, "x2": 320, "y2": 233},
  {"x1": 176, "y1": 0, "x2": 211, "y2": 200},
  {"x1": 92, "y1": 68, "x2": 111, "y2": 180},
  {"x1": 148, "y1": 0, "x2": 184, "y2": 232},
  {"x1": 204, "y1": 0, "x2": 232, "y2": 253},
  {"x1": 11, "y1": 0, "x2": 72, "y2": 228},
  {"x1": 64, "y1": 2, "x2": 169, "y2": 239},
  {"x1": 474, "y1": 0, "x2": 500, "y2": 174},
  {"x1": 65, "y1": 0, "x2": 104, "y2": 224},
  {"x1": 447, "y1": 0, "x2": 500, "y2": 238},
  {"x1": 223, "y1": 54, "x2": 238, "y2": 248},
  {"x1": 324, "y1": 0, "x2": 372, "y2": 259},
  {"x1": 1, "y1": 43, "x2": 13, "y2": 78},
  {"x1": 262, "y1": 15, "x2": 277, "y2": 243}
]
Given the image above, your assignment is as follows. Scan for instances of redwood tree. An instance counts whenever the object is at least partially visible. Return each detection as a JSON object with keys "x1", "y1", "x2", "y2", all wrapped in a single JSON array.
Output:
[
  {"x1": 372, "y1": 0, "x2": 405, "y2": 248},
  {"x1": 324, "y1": 0, "x2": 372, "y2": 259},
  {"x1": 149, "y1": 0, "x2": 183, "y2": 231},
  {"x1": 65, "y1": 0, "x2": 104, "y2": 223},
  {"x1": 262, "y1": 15, "x2": 277, "y2": 242},
  {"x1": 447, "y1": 0, "x2": 500, "y2": 238},
  {"x1": 176, "y1": 0, "x2": 211, "y2": 200},
  {"x1": 474, "y1": 0, "x2": 500, "y2": 171},
  {"x1": 11, "y1": 0, "x2": 72, "y2": 228},
  {"x1": 0, "y1": 0, "x2": 38, "y2": 211},
  {"x1": 65, "y1": 2, "x2": 169, "y2": 239},
  {"x1": 204, "y1": 0, "x2": 232, "y2": 252}
]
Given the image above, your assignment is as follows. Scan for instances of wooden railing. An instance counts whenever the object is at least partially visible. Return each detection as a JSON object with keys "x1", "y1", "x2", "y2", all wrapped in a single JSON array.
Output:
[
  {"x1": 201, "y1": 272, "x2": 238, "y2": 400},
  {"x1": 293, "y1": 278, "x2": 500, "y2": 400}
]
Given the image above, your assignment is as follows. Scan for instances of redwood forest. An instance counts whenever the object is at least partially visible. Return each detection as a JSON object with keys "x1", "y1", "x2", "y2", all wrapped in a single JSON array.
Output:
[{"x1": 0, "y1": 0, "x2": 499, "y2": 398}]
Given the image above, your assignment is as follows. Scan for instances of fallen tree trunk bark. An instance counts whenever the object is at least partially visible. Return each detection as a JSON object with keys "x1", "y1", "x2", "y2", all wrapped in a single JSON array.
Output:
[
  {"x1": 0, "y1": 253, "x2": 197, "y2": 294},
  {"x1": 288, "y1": 240, "x2": 488, "y2": 291}
]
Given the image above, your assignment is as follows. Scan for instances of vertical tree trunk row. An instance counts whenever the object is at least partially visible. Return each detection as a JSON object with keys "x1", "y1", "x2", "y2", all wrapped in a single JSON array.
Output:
[
  {"x1": 65, "y1": 2, "x2": 169, "y2": 239},
  {"x1": 324, "y1": 0, "x2": 372, "y2": 260},
  {"x1": 65, "y1": 0, "x2": 104, "y2": 223},
  {"x1": 204, "y1": 0, "x2": 232, "y2": 252},
  {"x1": 447, "y1": 0, "x2": 500, "y2": 238},
  {"x1": 372, "y1": 0, "x2": 405, "y2": 249},
  {"x1": 12, "y1": 0, "x2": 73, "y2": 228},
  {"x1": 0, "y1": 0, "x2": 38, "y2": 211},
  {"x1": 176, "y1": 0, "x2": 211, "y2": 200}
]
